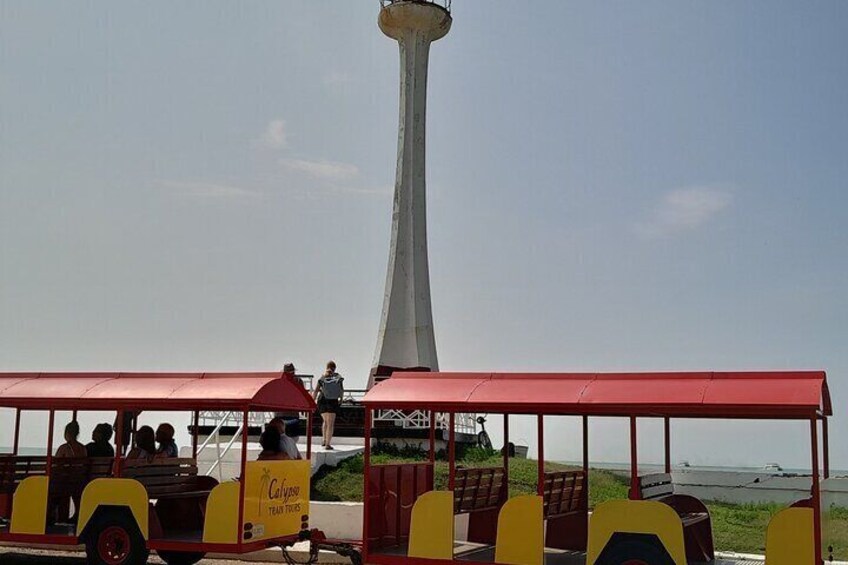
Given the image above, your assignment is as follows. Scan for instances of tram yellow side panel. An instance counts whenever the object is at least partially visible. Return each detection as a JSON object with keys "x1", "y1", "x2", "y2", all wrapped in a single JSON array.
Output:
[
  {"x1": 10, "y1": 476, "x2": 48, "y2": 535},
  {"x1": 408, "y1": 491, "x2": 455, "y2": 560},
  {"x1": 765, "y1": 507, "x2": 815, "y2": 565},
  {"x1": 495, "y1": 495, "x2": 544, "y2": 565},
  {"x1": 587, "y1": 500, "x2": 686, "y2": 565},
  {"x1": 242, "y1": 460, "x2": 311, "y2": 542},
  {"x1": 203, "y1": 482, "x2": 241, "y2": 544},
  {"x1": 77, "y1": 479, "x2": 149, "y2": 538}
]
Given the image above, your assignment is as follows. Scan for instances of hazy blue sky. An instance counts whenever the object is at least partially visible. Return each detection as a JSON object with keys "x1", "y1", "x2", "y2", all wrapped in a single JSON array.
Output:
[{"x1": 1, "y1": 1, "x2": 846, "y2": 469}]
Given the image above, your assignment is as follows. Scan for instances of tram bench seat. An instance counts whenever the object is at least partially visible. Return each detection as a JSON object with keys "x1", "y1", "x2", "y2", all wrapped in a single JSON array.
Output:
[
  {"x1": 0, "y1": 456, "x2": 47, "y2": 494},
  {"x1": 544, "y1": 470, "x2": 589, "y2": 552},
  {"x1": 48, "y1": 457, "x2": 114, "y2": 498},
  {"x1": 453, "y1": 467, "x2": 507, "y2": 545},
  {"x1": 122, "y1": 458, "x2": 212, "y2": 499},
  {"x1": 638, "y1": 473, "x2": 709, "y2": 526},
  {"x1": 454, "y1": 467, "x2": 506, "y2": 514}
]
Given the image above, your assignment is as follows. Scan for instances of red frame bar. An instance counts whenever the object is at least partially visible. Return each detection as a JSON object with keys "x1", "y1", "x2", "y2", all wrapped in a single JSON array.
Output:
[
  {"x1": 811, "y1": 416, "x2": 822, "y2": 563},
  {"x1": 12, "y1": 408, "x2": 21, "y2": 455},
  {"x1": 664, "y1": 416, "x2": 671, "y2": 474},
  {"x1": 46, "y1": 410, "x2": 55, "y2": 472},
  {"x1": 629, "y1": 416, "x2": 639, "y2": 500},
  {"x1": 537, "y1": 414, "x2": 545, "y2": 496},
  {"x1": 448, "y1": 413, "x2": 456, "y2": 490},
  {"x1": 237, "y1": 409, "x2": 249, "y2": 552}
]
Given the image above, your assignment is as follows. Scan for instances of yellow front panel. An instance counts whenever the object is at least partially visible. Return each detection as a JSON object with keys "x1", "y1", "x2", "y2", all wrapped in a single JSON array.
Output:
[
  {"x1": 495, "y1": 495, "x2": 544, "y2": 565},
  {"x1": 76, "y1": 479, "x2": 149, "y2": 539},
  {"x1": 408, "y1": 491, "x2": 454, "y2": 560},
  {"x1": 765, "y1": 507, "x2": 815, "y2": 565},
  {"x1": 242, "y1": 460, "x2": 310, "y2": 542},
  {"x1": 587, "y1": 500, "x2": 686, "y2": 565},
  {"x1": 10, "y1": 476, "x2": 48, "y2": 535},
  {"x1": 203, "y1": 482, "x2": 241, "y2": 544}
]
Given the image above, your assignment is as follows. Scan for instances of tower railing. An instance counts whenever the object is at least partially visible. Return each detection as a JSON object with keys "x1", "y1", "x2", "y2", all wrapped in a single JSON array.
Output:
[{"x1": 380, "y1": 0, "x2": 451, "y2": 12}]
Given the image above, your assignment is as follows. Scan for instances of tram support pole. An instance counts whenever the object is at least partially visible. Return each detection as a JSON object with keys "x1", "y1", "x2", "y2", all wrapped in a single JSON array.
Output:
[
  {"x1": 237, "y1": 409, "x2": 249, "y2": 552},
  {"x1": 503, "y1": 414, "x2": 510, "y2": 491},
  {"x1": 811, "y1": 416, "x2": 823, "y2": 564},
  {"x1": 448, "y1": 413, "x2": 456, "y2": 491},
  {"x1": 12, "y1": 409, "x2": 21, "y2": 455},
  {"x1": 582, "y1": 416, "x2": 589, "y2": 478},
  {"x1": 537, "y1": 414, "x2": 545, "y2": 497},
  {"x1": 629, "y1": 416, "x2": 639, "y2": 500},
  {"x1": 823, "y1": 416, "x2": 830, "y2": 479},
  {"x1": 429, "y1": 410, "x2": 436, "y2": 464},
  {"x1": 664, "y1": 417, "x2": 671, "y2": 474},
  {"x1": 192, "y1": 410, "x2": 199, "y2": 459},
  {"x1": 46, "y1": 410, "x2": 55, "y2": 473},
  {"x1": 114, "y1": 409, "x2": 124, "y2": 476}
]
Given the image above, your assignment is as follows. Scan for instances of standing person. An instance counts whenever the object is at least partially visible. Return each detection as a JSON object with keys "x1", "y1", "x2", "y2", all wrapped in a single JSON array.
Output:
[
  {"x1": 314, "y1": 361, "x2": 344, "y2": 450},
  {"x1": 276, "y1": 362, "x2": 305, "y2": 444}
]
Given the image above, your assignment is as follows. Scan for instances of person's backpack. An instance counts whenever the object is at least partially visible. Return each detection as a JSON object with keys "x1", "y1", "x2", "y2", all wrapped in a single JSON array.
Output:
[{"x1": 320, "y1": 375, "x2": 343, "y2": 401}]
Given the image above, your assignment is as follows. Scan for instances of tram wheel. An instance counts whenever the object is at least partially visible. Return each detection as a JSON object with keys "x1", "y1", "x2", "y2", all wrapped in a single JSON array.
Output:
[
  {"x1": 157, "y1": 550, "x2": 206, "y2": 565},
  {"x1": 84, "y1": 508, "x2": 149, "y2": 565}
]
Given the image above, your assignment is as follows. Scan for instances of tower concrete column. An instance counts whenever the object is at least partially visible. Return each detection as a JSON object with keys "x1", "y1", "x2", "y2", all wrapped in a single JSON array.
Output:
[{"x1": 370, "y1": 1, "x2": 452, "y2": 389}]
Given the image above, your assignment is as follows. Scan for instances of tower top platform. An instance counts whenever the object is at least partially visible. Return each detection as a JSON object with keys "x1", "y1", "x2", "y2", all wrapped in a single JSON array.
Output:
[{"x1": 380, "y1": 0, "x2": 451, "y2": 13}]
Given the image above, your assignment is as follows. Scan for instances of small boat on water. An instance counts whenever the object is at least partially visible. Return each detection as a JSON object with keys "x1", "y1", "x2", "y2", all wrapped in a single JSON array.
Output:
[{"x1": 763, "y1": 462, "x2": 783, "y2": 472}]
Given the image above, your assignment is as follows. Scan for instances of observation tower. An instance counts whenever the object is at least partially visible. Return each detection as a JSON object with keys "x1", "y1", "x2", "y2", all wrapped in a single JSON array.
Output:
[{"x1": 369, "y1": 0, "x2": 452, "y2": 389}]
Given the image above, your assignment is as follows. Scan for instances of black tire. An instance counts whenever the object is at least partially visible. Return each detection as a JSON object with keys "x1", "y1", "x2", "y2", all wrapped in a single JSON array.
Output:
[
  {"x1": 157, "y1": 550, "x2": 206, "y2": 565},
  {"x1": 83, "y1": 507, "x2": 149, "y2": 565}
]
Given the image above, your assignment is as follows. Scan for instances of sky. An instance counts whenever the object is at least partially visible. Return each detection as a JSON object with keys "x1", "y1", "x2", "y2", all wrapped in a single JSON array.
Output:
[{"x1": 1, "y1": 1, "x2": 847, "y2": 470}]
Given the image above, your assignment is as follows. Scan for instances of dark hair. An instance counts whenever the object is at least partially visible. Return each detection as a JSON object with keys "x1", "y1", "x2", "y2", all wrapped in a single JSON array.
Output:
[
  {"x1": 65, "y1": 421, "x2": 80, "y2": 439},
  {"x1": 94, "y1": 423, "x2": 113, "y2": 443},
  {"x1": 260, "y1": 427, "x2": 281, "y2": 452},
  {"x1": 326, "y1": 360, "x2": 337, "y2": 371},
  {"x1": 136, "y1": 426, "x2": 156, "y2": 452}
]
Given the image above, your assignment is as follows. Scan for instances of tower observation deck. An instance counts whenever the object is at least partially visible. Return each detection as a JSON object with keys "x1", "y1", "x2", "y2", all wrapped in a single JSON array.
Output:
[{"x1": 369, "y1": 0, "x2": 452, "y2": 389}]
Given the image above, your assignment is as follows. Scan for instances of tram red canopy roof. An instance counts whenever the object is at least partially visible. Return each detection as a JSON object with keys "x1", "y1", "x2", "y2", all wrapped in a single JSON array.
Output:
[
  {"x1": 0, "y1": 372, "x2": 315, "y2": 411},
  {"x1": 363, "y1": 371, "x2": 831, "y2": 418}
]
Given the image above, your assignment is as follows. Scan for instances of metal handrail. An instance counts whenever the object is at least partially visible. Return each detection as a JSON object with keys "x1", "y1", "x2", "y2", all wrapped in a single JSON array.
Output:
[{"x1": 205, "y1": 421, "x2": 244, "y2": 480}]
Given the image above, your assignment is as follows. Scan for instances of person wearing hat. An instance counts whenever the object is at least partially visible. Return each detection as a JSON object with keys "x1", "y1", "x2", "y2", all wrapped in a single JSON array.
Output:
[{"x1": 276, "y1": 363, "x2": 305, "y2": 443}]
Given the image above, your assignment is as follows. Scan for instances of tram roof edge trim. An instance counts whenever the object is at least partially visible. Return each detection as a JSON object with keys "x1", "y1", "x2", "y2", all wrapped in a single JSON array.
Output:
[
  {"x1": 363, "y1": 371, "x2": 832, "y2": 418},
  {"x1": 0, "y1": 372, "x2": 316, "y2": 411}
]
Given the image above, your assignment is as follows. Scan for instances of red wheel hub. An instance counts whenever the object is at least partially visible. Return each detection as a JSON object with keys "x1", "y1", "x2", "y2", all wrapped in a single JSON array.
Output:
[{"x1": 97, "y1": 525, "x2": 131, "y2": 564}]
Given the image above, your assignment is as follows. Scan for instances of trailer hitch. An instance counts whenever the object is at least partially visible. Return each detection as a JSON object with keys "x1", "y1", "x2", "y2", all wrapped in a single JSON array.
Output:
[{"x1": 278, "y1": 529, "x2": 362, "y2": 565}]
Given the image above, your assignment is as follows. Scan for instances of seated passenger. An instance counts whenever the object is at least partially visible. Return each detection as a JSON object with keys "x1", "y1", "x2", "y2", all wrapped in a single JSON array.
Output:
[
  {"x1": 127, "y1": 425, "x2": 156, "y2": 460},
  {"x1": 269, "y1": 417, "x2": 302, "y2": 460},
  {"x1": 86, "y1": 423, "x2": 115, "y2": 458},
  {"x1": 154, "y1": 423, "x2": 178, "y2": 458},
  {"x1": 258, "y1": 428, "x2": 291, "y2": 461},
  {"x1": 55, "y1": 421, "x2": 87, "y2": 458}
]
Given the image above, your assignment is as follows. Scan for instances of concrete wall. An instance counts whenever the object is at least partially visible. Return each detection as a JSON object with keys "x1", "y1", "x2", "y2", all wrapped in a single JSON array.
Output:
[{"x1": 673, "y1": 471, "x2": 848, "y2": 507}]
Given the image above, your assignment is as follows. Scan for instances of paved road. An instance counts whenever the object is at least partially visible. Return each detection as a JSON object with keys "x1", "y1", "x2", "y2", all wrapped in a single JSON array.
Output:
[{"x1": 0, "y1": 549, "x2": 272, "y2": 565}]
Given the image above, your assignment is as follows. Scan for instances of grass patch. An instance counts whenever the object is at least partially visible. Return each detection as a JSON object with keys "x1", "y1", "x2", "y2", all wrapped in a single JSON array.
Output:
[{"x1": 312, "y1": 453, "x2": 847, "y2": 558}]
